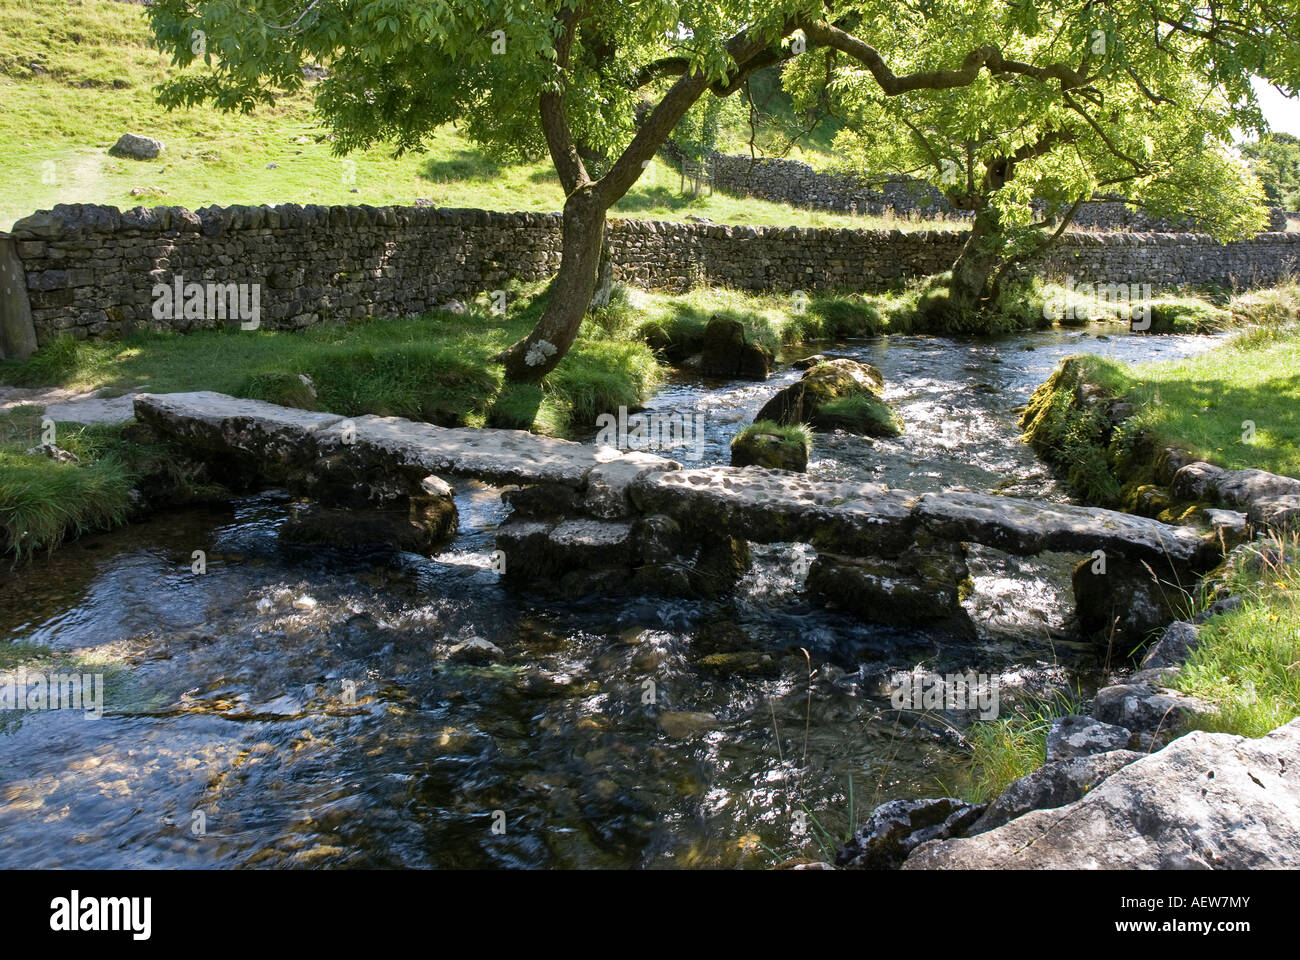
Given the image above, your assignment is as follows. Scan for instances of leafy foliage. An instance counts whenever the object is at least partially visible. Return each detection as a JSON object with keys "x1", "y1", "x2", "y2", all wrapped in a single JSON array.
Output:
[{"x1": 1241, "y1": 132, "x2": 1300, "y2": 210}]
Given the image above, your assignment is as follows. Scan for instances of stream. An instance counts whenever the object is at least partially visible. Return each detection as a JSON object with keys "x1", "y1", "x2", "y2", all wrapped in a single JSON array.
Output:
[{"x1": 0, "y1": 325, "x2": 1220, "y2": 868}]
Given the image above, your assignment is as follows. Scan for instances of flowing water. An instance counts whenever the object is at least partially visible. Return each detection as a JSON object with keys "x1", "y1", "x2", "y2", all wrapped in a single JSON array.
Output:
[{"x1": 0, "y1": 325, "x2": 1219, "y2": 868}]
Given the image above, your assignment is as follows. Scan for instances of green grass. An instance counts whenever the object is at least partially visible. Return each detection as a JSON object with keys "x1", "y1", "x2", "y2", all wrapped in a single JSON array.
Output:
[
  {"x1": 1174, "y1": 535, "x2": 1300, "y2": 737},
  {"x1": 1087, "y1": 331, "x2": 1300, "y2": 478},
  {"x1": 961, "y1": 689, "x2": 1083, "y2": 803},
  {"x1": 0, "y1": 405, "x2": 136, "y2": 557},
  {"x1": 1022, "y1": 280, "x2": 1300, "y2": 502},
  {"x1": 0, "y1": 281, "x2": 662, "y2": 438},
  {"x1": 0, "y1": 0, "x2": 949, "y2": 233},
  {"x1": 601, "y1": 283, "x2": 926, "y2": 360},
  {"x1": 1020, "y1": 355, "x2": 1125, "y2": 505},
  {"x1": 732, "y1": 420, "x2": 813, "y2": 448}
]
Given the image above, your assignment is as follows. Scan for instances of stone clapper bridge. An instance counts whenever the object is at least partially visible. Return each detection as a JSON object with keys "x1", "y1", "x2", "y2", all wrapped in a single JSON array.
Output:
[{"x1": 135, "y1": 391, "x2": 1226, "y2": 639}]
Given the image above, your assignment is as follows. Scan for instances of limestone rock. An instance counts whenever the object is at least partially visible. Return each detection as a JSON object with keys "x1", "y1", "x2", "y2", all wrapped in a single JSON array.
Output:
[
  {"x1": 1170, "y1": 461, "x2": 1227, "y2": 501},
  {"x1": 806, "y1": 544, "x2": 969, "y2": 627},
  {"x1": 109, "y1": 133, "x2": 164, "y2": 160},
  {"x1": 917, "y1": 490, "x2": 1208, "y2": 568},
  {"x1": 699, "y1": 315, "x2": 770, "y2": 380},
  {"x1": 730, "y1": 424, "x2": 809, "y2": 472},
  {"x1": 905, "y1": 720, "x2": 1300, "y2": 869},
  {"x1": 1141, "y1": 620, "x2": 1200, "y2": 670},
  {"x1": 582, "y1": 452, "x2": 678, "y2": 520},
  {"x1": 1045, "y1": 714, "x2": 1134, "y2": 762},
  {"x1": 836, "y1": 798, "x2": 985, "y2": 870},
  {"x1": 755, "y1": 359, "x2": 901, "y2": 438},
  {"x1": 447, "y1": 637, "x2": 506, "y2": 664},
  {"x1": 971, "y1": 750, "x2": 1144, "y2": 832},
  {"x1": 1072, "y1": 555, "x2": 1183, "y2": 645},
  {"x1": 1091, "y1": 681, "x2": 1210, "y2": 736}
]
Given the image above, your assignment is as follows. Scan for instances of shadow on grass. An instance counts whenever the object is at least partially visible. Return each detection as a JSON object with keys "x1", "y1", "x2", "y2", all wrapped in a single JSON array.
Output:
[
  {"x1": 422, "y1": 149, "x2": 513, "y2": 184},
  {"x1": 613, "y1": 186, "x2": 712, "y2": 217}
]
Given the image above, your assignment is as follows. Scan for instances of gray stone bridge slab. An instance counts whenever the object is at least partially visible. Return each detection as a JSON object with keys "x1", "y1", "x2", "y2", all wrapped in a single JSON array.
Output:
[{"x1": 134, "y1": 391, "x2": 1214, "y2": 569}]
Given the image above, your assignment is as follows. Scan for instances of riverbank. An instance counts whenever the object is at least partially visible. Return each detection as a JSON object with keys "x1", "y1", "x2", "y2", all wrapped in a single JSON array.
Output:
[{"x1": 910, "y1": 306, "x2": 1300, "y2": 863}]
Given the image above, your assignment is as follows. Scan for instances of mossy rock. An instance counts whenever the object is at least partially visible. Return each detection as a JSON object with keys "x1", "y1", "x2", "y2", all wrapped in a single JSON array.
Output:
[
  {"x1": 699, "y1": 314, "x2": 771, "y2": 380},
  {"x1": 1122, "y1": 483, "x2": 1173, "y2": 517},
  {"x1": 813, "y1": 393, "x2": 904, "y2": 437},
  {"x1": 755, "y1": 359, "x2": 901, "y2": 438},
  {"x1": 241, "y1": 371, "x2": 318, "y2": 410},
  {"x1": 730, "y1": 421, "x2": 811, "y2": 472}
]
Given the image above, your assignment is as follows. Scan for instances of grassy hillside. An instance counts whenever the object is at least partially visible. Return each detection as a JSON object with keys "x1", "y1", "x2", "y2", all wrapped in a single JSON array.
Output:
[{"x1": 0, "y1": 0, "x2": 916, "y2": 231}]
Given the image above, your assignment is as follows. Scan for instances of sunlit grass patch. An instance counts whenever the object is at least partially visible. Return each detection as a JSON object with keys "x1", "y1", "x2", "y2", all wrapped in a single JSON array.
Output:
[{"x1": 1175, "y1": 535, "x2": 1300, "y2": 737}]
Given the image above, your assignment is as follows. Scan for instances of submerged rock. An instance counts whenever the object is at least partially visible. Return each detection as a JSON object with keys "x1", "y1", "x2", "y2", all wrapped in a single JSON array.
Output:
[
  {"x1": 836, "y1": 798, "x2": 985, "y2": 870},
  {"x1": 806, "y1": 540, "x2": 970, "y2": 627},
  {"x1": 755, "y1": 359, "x2": 902, "y2": 437},
  {"x1": 905, "y1": 720, "x2": 1300, "y2": 869},
  {"x1": 657, "y1": 710, "x2": 718, "y2": 739},
  {"x1": 447, "y1": 637, "x2": 506, "y2": 664}
]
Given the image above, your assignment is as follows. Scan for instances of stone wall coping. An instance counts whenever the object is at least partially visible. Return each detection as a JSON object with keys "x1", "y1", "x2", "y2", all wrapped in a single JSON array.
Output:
[{"x1": 11, "y1": 202, "x2": 1299, "y2": 246}]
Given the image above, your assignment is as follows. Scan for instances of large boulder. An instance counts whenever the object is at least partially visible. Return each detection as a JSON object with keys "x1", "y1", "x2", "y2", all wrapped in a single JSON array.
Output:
[
  {"x1": 904, "y1": 720, "x2": 1300, "y2": 869},
  {"x1": 756, "y1": 359, "x2": 902, "y2": 438},
  {"x1": 699, "y1": 315, "x2": 771, "y2": 380},
  {"x1": 109, "y1": 133, "x2": 165, "y2": 160}
]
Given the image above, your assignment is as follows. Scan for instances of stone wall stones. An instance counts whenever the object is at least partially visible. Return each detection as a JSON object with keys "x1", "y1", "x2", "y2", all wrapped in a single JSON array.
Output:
[{"x1": 6, "y1": 202, "x2": 1300, "y2": 345}]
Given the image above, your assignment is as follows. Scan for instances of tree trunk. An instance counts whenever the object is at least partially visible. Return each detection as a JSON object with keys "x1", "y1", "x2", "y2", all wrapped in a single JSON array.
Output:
[
  {"x1": 946, "y1": 204, "x2": 1003, "y2": 314},
  {"x1": 588, "y1": 240, "x2": 614, "y2": 312},
  {"x1": 501, "y1": 185, "x2": 607, "y2": 383}
]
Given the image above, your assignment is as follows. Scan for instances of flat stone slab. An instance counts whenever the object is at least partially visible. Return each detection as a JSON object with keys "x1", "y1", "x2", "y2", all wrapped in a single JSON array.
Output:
[
  {"x1": 135, "y1": 391, "x2": 619, "y2": 488},
  {"x1": 630, "y1": 466, "x2": 918, "y2": 554},
  {"x1": 135, "y1": 390, "x2": 346, "y2": 436},
  {"x1": 135, "y1": 392, "x2": 1221, "y2": 567},
  {"x1": 914, "y1": 490, "x2": 1208, "y2": 567},
  {"x1": 42, "y1": 390, "x2": 145, "y2": 425}
]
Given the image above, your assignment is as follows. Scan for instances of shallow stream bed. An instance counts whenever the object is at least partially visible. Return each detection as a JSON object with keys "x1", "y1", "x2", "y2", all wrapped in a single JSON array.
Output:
[{"x1": 0, "y1": 325, "x2": 1218, "y2": 867}]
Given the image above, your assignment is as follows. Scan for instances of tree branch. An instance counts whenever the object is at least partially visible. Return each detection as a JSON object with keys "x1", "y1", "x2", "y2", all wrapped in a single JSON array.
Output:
[
  {"x1": 540, "y1": 4, "x2": 591, "y2": 196},
  {"x1": 799, "y1": 20, "x2": 1087, "y2": 94}
]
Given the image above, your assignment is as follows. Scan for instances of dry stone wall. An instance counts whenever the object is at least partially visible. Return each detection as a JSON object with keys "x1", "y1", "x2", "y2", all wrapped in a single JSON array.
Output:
[{"x1": 4, "y1": 202, "x2": 1300, "y2": 346}]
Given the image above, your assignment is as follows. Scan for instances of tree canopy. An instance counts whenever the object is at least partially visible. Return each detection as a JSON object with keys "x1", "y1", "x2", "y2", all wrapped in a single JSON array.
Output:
[
  {"x1": 1242, "y1": 132, "x2": 1300, "y2": 209},
  {"x1": 147, "y1": 0, "x2": 1300, "y2": 366}
]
